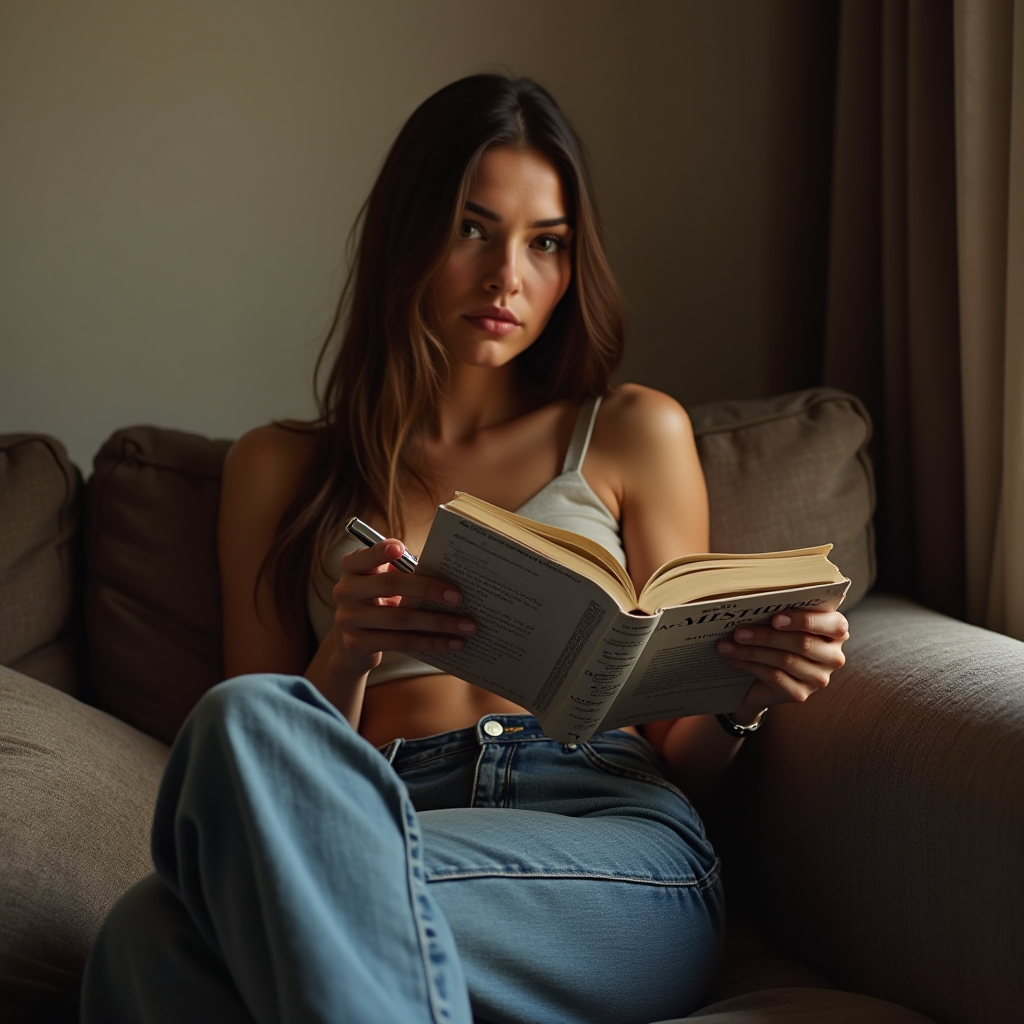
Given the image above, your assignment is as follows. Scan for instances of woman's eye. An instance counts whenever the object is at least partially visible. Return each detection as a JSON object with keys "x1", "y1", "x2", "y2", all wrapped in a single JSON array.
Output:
[
  {"x1": 533, "y1": 234, "x2": 567, "y2": 253},
  {"x1": 460, "y1": 220, "x2": 484, "y2": 240}
]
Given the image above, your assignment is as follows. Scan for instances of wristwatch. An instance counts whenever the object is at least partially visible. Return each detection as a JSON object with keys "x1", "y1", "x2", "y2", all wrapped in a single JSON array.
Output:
[{"x1": 716, "y1": 709, "x2": 767, "y2": 737}]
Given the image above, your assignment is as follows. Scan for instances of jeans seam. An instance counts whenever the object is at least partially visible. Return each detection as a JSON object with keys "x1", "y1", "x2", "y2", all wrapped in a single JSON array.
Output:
[
  {"x1": 469, "y1": 745, "x2": 482, "y2": 809},
  {"x1": 393, "y1": 745, "x2": 477, "y2": 773},
  {"x1": 400, "y1": 796, "x2": 458, "y2": 1023},
  {"x1": 589, "y1": 733, "x2": 658, "y2": 756},
  {"x1": 502, "y1": 744, "x2": 515, "y2": 808},
  {"x1": 426, "y1": 866, "x2": 722, "y2": 889}
]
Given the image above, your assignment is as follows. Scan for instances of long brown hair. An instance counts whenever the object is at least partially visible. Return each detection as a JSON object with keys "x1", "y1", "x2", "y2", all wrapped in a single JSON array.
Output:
[{"x1": 262, "y1": 74, "x2": 625, "y2": 632}]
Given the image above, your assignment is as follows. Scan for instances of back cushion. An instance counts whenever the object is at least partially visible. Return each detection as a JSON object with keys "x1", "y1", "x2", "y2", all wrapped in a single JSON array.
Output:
[
  {"x1": 86, "y1": 427, "x2": 231, "y2": 744},
  {"x1": 0, "y1": 434, "x2": 82, "y2": 695},
  {"x1": 690, "y1": 387, "x2": 876, "y2": 609}
]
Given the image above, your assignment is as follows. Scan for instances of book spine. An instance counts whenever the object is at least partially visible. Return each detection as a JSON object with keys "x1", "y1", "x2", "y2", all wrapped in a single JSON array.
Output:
[{"x1": 544, "y1": 611, "x2": 659, "y2": 743}]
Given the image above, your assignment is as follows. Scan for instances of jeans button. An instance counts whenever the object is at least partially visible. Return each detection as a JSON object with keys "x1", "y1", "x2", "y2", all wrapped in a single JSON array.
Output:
[{"x1": 483, "y1": 720, "x2": 504, "y2": 737}]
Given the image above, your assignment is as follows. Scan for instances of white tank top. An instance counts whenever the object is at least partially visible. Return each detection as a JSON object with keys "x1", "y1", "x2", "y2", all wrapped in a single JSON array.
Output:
[{"x1": 307, "y1": 395, "x2": 624, "y2": 685}]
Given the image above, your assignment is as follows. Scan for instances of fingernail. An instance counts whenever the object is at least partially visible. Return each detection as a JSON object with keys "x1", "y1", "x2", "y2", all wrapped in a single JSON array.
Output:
[
  {"x1": 443, "y1": 589, "x2": 461, "y2": 605},
  {"x1": 775, "y1": 614, "x2": 791, "y2": 627},
  {"x1": 736, "y1": 628, "x2": 753, "y2": 641},
  {"x1": 719, "y1": 640, "x2": 735, "y2": 653},
  {"x1": 448, "y1": 638, "x2": 464, "y2": 649},
  {"x1": 458, "y1": 619, "x2": 476, "y2": 633}
]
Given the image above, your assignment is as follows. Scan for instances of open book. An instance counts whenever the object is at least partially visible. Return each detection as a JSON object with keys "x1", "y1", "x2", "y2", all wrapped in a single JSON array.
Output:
[{"x1": 413, "y1": 492, "x2": 850, "y2": 743}]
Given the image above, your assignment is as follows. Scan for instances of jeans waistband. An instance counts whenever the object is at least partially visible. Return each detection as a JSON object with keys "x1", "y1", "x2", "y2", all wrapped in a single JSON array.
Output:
[{"x1": 378, "y1": 714, "x2": 657, "y2": 768}]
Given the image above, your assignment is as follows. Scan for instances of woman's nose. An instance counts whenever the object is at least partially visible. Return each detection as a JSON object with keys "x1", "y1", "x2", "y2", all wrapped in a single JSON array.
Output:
[{"x1": 483, "y1": 247, "x2": 520, "y2": 294}]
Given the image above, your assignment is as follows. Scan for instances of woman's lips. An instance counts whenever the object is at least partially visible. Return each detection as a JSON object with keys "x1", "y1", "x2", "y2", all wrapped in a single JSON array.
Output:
[{"x1": 463, "y1": 315, "x2": 520, "y2": 336}]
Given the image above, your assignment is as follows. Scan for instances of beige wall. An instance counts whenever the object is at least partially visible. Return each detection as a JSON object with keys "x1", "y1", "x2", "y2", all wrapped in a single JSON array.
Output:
[{"x1": 0, "y1": 0, "x2": 830, "y2": 471}]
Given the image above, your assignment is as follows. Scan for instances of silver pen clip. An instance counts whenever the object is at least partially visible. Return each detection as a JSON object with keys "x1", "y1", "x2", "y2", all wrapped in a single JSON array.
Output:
[{"x1": 345, "y1": 516, "x2": 419, "y2": 573}]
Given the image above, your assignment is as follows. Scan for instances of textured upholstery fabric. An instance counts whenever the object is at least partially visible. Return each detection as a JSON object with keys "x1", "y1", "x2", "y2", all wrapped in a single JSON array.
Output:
[
  {"x1": 0, "y1": 664, "x2": 168, "y2": 1023},
  {"x1": 690, "y1": 387, "x2": 875, "y2": 609},
  {"x1": 679, "y1": 986, "x2": 937, "y2": 1022},
  {"x1": 86, "y1": 426, "x2": 232, "y2": 744},
  {"x1": 0, "y1": 435, "x2": 82, "y2": 695},
  {"x1": 751, "y1": 593, "x2": 1024, "y2": 1024}
]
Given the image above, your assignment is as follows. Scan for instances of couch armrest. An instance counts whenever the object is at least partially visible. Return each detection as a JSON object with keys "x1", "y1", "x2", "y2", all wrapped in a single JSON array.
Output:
[
  {"x1": 0, "y1": 666, "x2": 169, "y2": 1023},
  {"x1": 751, "y1": 593, "x2": 1024, "y2": 1024}
]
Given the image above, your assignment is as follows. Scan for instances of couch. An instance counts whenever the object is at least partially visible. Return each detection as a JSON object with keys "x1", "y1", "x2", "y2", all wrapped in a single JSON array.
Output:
[{"x1": 2, "y1": 387, "x2": 1021, "y2": 1024}]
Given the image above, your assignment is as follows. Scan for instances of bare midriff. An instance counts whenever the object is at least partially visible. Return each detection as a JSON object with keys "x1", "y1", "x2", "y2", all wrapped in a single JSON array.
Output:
[{"x1": 358, "y1": 672, "x2": 640, "y2": 748}]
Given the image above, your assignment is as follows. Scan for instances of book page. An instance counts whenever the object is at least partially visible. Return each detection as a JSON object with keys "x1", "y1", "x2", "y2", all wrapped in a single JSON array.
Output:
[
  {"x1": 637, "y1": 545, "x2": 841, "y2": 613},
  {"x1": 601, "y1": 581, "x2": 850, "y2": 730},
  {"x1": 445, "y1": 493, "x2": 635, "y2": 607},
  {"x1": 413, "y1": 507, "x2": 623, "y2": 719}
]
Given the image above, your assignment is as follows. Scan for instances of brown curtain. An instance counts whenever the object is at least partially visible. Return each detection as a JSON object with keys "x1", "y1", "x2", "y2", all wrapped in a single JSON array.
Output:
[
  {"x1": 955, "y1": 0, "x2": 1024, "y2": 639},
  {"x1": 823, "y1": 0, "x2": 967, "y2": 620}
]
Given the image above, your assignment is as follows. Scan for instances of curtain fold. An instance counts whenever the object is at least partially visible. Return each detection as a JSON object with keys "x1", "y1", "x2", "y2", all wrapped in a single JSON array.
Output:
[
  {"x1": 953, "y1": 0, "x2": 1016, "y2": 631},
  {"x1": 824, "y1": 0, "x2": 966, "y2": 619},
  {"x1": 967, "y1": 0, "x2": 1024, "y2": 639}
]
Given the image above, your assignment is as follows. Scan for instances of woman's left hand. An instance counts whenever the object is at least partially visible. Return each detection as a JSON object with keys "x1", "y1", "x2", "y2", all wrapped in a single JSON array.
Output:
[{"x1": 717, "y1": 610, "x2": 850, "y2": 718}]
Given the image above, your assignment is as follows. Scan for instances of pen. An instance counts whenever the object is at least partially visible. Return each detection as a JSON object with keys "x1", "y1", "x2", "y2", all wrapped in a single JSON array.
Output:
[{"x1": 345, "y1": 516, "x2": 419, "y2": 573}]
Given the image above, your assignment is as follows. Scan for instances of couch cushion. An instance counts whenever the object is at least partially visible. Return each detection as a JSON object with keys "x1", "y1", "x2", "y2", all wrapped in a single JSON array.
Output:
[
  {"x1": 678, "y1": 986, "x2": 936, "y2": 1022},
  {"x1": 86, "y1": 426, "x2": 233, "y2": 744},
  {"x1": 678, "y1": 920, "x2": 936, "y2": 1021},
  {"x1": 0, "y1": 665, "x2": 169, "y2": 1023},
  {"x1": 0, "y1": 434, "x2": 83, "y2": 696},
  {"x1": 689, "y1": 387, "x2": 875, "y2": 610}
]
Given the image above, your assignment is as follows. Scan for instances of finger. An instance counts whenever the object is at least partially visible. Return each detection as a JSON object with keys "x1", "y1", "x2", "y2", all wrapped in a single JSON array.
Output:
[
  {"x1": 719, "y1": 629, "x2": 846, "y2": 674},
  {"x1": 722, "y1": 655, "x2": 827, "y2": 705},
  {"x1": 721, "y1": 642, "x2": 832, "y2": 687},
  {"x1": 735, "y1": 672, "x2": 811, "y2": 711},
  {"x1": 719, "y1": 623, "x2": 845, "y2": 662},
  {"x1": 337, "y1": 625, "x2": 471, "y2": 657},
  {"x1": 340, "y1": 538, "x2": 411, "y2": 575},
  {"x1": 770, "y1": 609, "x2": 850, "y2": 641},
  {"x1": 335, "y1": 558, "x2": 464, "y2": 609},
  {"x1": 337, "y1": 601, "x2": 477, "y2": 639}
]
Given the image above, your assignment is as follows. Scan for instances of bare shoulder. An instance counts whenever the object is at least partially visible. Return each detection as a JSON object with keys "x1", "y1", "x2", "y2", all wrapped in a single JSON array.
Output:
[
  {"x1": 594, "y1": 384, "x2": 696, "y2": 458},
  {"x1": 222, "y1": 422, "x2": 323, "y2": 514},
  {"x1": 583, "y1": 384, "x2": 701, "y2": 527},
  {"x1": 224, "y1": 422, "x2": 321, "y2": 485}
]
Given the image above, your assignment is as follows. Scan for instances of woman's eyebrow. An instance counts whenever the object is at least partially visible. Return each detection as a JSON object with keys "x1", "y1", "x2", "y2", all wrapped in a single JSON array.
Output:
[{"x1": 464, "y1": 201, "x2": 570, "y2": 229}]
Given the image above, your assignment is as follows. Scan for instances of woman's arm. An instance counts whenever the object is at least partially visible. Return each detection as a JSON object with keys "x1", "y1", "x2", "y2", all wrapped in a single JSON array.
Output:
[
  {"x1": 218, "y1": 425, "x2": 319, "y2": 679},
  {"x1": 595, "y1": 385, "x2": 849, "y2": 798},
  {"x1": 218, "y1": 425, "x2": 477, "y2": 728},
  {"x1": 217, "y1": 426, "x2": 372, "y2": 723}
]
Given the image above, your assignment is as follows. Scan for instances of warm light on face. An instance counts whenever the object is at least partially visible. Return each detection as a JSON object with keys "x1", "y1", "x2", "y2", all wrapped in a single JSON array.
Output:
[{"x1": 425, "y1": 146, "x2": 574, "y2": 370}]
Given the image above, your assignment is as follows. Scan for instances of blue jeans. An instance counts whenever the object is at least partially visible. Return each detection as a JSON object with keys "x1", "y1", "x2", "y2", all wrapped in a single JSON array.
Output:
[{"x1": 82, "y1": 675, "x2": 724, "y2": 1024}]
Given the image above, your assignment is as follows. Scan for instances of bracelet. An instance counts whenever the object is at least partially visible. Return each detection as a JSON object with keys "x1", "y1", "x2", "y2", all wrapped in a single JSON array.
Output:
[{"x1": 716, "y1": 709, "x2": 767, "y2": 738}]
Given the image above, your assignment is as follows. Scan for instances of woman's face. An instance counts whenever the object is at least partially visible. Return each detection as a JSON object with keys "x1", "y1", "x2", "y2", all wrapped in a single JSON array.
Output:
[{"x1": 426, "y1": 146, "x2": 574, "y2": 369}]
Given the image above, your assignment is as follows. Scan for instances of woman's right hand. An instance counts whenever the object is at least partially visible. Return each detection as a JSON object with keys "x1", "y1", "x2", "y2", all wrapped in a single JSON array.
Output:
[{"x1": 329, "y1": 538, "x2": 477, "y2": 684}]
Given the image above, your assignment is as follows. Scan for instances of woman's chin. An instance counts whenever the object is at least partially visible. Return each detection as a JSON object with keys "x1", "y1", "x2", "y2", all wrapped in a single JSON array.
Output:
[{"x1": 448, "y1": 340, "x2": 533, "y2": 371}]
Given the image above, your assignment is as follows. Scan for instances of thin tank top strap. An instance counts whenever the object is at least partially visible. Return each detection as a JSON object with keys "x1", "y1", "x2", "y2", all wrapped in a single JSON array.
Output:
[{"x1": 561, "y1": 395, "x2": 602, "y2": 473}]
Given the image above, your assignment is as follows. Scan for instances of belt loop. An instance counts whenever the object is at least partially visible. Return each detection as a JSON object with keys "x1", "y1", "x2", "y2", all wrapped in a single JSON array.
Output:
[{"x1": 377, "y1": 737, "x2": 405, "y2": 765}]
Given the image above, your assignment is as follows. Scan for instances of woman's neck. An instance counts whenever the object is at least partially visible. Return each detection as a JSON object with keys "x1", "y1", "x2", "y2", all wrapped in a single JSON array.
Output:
[{"x1": 431, "y1": 364, "x2": 542, "y2": 446}]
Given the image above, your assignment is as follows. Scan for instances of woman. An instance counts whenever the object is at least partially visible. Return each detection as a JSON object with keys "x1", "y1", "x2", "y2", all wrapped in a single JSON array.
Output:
[{"x1": 83, "y1": 75, "x2": 848, "y2": 1024}]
